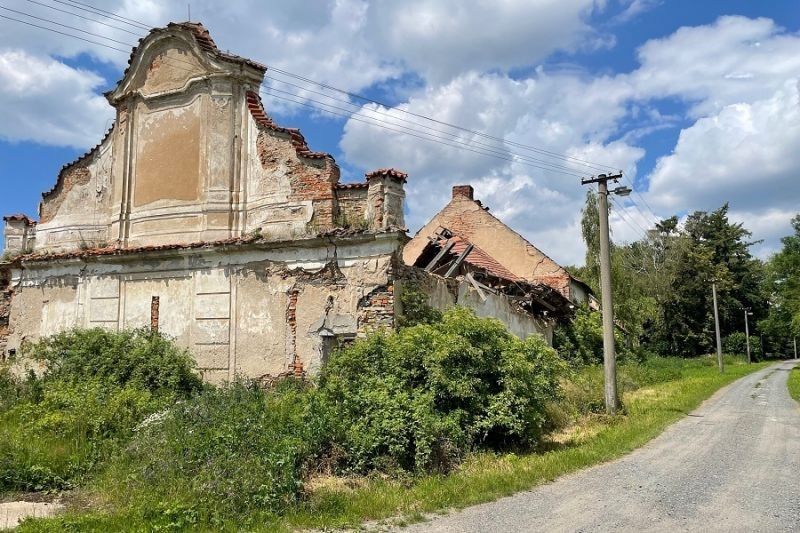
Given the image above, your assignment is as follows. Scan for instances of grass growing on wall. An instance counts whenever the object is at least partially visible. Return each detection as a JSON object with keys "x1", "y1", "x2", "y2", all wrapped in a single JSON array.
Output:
[{"x1": 16, "y1": 355, "x2": 767, "y2": 532}]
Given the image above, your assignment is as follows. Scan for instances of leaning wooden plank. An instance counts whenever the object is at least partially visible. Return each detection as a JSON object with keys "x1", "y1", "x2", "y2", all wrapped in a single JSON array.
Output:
[
  {"x1": 466, "y1": 272, "x2": 487, "y2": 301},
  {"x1": 424, "y1": 240, "x2": 456, "y2": 272},
  {"x1": 444, "y1": 244, "x2": 473, "y2": 277}
]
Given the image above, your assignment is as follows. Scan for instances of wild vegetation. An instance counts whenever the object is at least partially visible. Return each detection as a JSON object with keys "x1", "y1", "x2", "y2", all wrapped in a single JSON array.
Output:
[
  {"x1": 2, "y1": 307, "x2": 564, "y2": 529},
  {"x1": 3, "y1": 212, "x2": 796, "y2": 530},
  {"x1": 9, "y1": 351, "x2": 763, "y2": 532},
  {"x1": 0, "y1": 329, "x2": 201, "y2": 493}
]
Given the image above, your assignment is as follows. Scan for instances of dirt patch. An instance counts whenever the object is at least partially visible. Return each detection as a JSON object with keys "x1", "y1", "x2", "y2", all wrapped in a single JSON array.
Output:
[{"x1": 0, "y1": 501, "x2": 63, "y2": 529}]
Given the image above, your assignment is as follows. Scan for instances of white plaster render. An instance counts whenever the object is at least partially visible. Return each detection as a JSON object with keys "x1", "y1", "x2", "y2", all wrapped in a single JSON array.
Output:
[
  {"x1": 0, "y1": 23, "x2": 560, "y2": 385},
  {"x1": 4, "y1": 234, "x2": 404, "y2": 379}
]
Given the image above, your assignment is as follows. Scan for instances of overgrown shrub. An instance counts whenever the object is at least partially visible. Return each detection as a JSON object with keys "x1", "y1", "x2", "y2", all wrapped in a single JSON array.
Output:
[
  {"x1": 0, "y1": 328, "x2": 202, "y2": 492},
  {"x1": 97, "y1": 379, "x2": 327, "y2": 525},
  {"x1": 553, "y1": 307, "x2": 604, "y2": 366},
  {"x1": 25, "y1": 328, "x2": 202, "y2": 395},
  {"x1": 318, "y1": 307, "x2": 566, "y2": 473},
  {"x1": 722, "y1": 331, "x2": 760, "y2": 359},
  {"x1": 553, "y1": 306, "x2": 631, "y2": 366},
  {"x1": 397, "y1": 284, "x2": 442, "y2": 328}
]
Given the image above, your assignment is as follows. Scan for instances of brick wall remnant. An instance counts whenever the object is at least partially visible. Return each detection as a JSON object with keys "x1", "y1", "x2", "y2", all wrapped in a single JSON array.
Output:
[
  {"x1": 0, "y1": 267, "x2": 10, "y2": 359},
  {"x1": 452, "y1": 185, "x2": 474, "y2": 200},
  {"x1": 357, "y1": 283, "x2": 395, "y2": 335},
  {"x1": 150, "y1": 296, "x2": 160, "y2": 333},
  {"x1": 334, "y1": 184, "x2": 369, "y2": 229},
  {"x1": 286, "y1": 288, "x2": 302, "y2": 375},
  {"x1": 365, "y1": 168, "x2": 407, "y2": 231}
]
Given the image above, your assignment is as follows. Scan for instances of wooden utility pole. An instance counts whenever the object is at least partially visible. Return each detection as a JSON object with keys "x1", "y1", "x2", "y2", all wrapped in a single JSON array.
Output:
[
  {"x1": 582, "y1": 172, "x2": 627, "y2": 414},
  {"x1": 712, "y1": 282, "x2": 723, "y2": 373},
  {"x1": 744, "y1": 308, "x2": 751, "y2": 364}
]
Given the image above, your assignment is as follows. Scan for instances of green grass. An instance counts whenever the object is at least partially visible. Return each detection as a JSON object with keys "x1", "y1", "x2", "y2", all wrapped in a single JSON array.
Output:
[
  {"x1": 18, "y1": 356, "x2": 768, "y2": 532},
  {"x1": 788, "y1": 366, "x2": 800, "y2": 402}
]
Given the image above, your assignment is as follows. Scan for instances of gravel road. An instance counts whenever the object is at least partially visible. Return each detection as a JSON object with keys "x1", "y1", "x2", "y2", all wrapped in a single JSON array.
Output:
[{"x1": 399, "y1": 360, "x2": 800, "y2": 533}]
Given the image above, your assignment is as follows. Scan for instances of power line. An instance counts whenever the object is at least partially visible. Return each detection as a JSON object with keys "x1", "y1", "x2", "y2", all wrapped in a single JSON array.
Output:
[
  {"x1": 264, "y1": 75, "x2": 595, "y2": 177},
  {"x1": 24, "y1": 0, "x2": 142, "y2": 36},
  {"x1": 0, "y1": 7, "x2": 585, "y2": 178},
  {"x1": 609, "y1": 196, "x2": 651, "y2": 241},
  {"x1": 53, "y1": 0, "x2": 150, "y2": 30},
  {"x1": 2, "y1": 4, "x2": 661, "y2": 194},
  {"x1": 0, "y1": 12, "x2": 129, "y2": 52},
  {"x1": 268, "y1": 66, "x2": 619, "y2": 173},
  {"x1": 0, "y1": 4, "x2": 132, "y2": 46},
  {"x1": 36, "y1": 0, "x2": 623, "y2": 175},
  {"x1": 261, "y1": 87, "x2": 586, "y2": 178}
]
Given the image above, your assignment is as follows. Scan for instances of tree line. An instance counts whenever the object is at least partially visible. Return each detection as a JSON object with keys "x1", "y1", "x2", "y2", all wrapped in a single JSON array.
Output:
[{"x1": 566, "y1": 192, "x2": 800, "y2": 360}]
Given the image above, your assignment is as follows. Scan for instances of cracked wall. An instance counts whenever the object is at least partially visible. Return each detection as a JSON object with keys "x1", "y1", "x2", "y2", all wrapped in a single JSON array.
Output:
[
  {"x1": 395, "y1": 264, "x2": 553, "y2": 343},
  {"x1": 2, "y1": 235, "x2": 403, "y2": 382}
]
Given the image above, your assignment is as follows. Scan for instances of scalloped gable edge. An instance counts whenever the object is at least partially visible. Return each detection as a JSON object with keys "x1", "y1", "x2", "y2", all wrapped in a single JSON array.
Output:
[
  {"x1": 245, "y1": 90, "x2": 337, "y2": 163},
  {"x1": 41, "y1": 123, "x2": 116, "y2": 201},
  {"x1": 105, "y1": 22, "x2": 266, "y2": 101}
]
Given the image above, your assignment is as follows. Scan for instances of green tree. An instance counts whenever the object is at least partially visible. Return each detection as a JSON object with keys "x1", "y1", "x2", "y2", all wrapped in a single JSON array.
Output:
[
  {"x1": 759, "y1": 214, "x2": 800, "y2": 354},
  {"x1": 659, "y1": 204, "x2": 765, "y2": 357}
]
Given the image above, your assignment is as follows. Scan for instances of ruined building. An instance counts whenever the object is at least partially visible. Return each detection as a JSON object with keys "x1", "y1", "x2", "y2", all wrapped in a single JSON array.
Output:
[
  {"x1": 0, "y1": 23, "x2": 570, "y2": 380},
  {"x1": 404, "y1": 185, "x2": 591, "y2": 307}
]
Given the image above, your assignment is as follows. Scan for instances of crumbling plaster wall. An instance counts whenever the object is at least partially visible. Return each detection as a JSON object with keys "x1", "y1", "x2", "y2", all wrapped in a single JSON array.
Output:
[
  {"x1": 3, "y1": 234, "x2": 403, "y2": 382},
  {"x1": 3, "y1": 220, "x2": 36, "y2": 256},
  {"x1": 36, "y1": 132, "x2": 114, "y2": 252},
  {"x1": 396, "y1": 266, "x2": 553, "y2": 343},
  {"x1": 244, "y1": 116, "x2": 331, "y2": 240}
]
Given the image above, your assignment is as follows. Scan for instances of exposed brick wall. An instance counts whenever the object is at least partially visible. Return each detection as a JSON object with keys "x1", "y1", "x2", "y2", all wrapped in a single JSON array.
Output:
[
  {"x1": 0, "y1": 268, "x2": 11, "y2": 359},
  {"x1": 150, "y1": 296, "x2": 160, "y2": 333},
  {"x1": 286, "y1": 288, "x2": 302, "y2": 375},
  {"x1": 334, "y1": 187, "x2": 368, "y2": 228},
  {"x1": 357, "y1": 283, "x2": 395, "y2": 335},
  {"x1": 40, "y1": 164, "x2": 91, "y2": 224},
  {"x1": 254, "y1": 128, "x2": 341, "y2": 232}
]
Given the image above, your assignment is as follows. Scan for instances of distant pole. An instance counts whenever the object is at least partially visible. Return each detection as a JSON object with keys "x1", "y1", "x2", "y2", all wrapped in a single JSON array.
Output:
[
  {"x1": 743, "y1": 308, "x2": 751, "y2": 364},
  {"x1": 794, "y1": 337, "x2": 797, "y2": 360},
  {"x1": 582, "y1": 172, "x2": 627, "y2": 414},
  {"x1": 712, "y1": 282, "x2": 723, "y2": 373}
]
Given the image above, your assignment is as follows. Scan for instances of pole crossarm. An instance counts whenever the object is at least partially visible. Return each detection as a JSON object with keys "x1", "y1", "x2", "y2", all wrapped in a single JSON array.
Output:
[{"x1": 581, "y1": 172, "x2": 623, "y2": 186}]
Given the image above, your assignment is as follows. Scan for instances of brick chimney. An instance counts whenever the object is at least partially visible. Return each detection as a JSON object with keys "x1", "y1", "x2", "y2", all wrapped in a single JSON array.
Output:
[{"x1": 452, "y1": 185, "x2": 474, "y2": 200}]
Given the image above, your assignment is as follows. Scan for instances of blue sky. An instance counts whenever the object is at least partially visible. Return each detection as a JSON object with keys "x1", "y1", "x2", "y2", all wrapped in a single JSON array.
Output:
[{"x1": 1, "y1": 0, "x2": 799, "y2": 264}]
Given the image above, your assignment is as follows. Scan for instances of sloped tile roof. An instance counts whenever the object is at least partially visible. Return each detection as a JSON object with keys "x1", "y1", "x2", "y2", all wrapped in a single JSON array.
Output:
[{"x1": 446, "y1": 234, "x2": 523, "y2": 283}]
